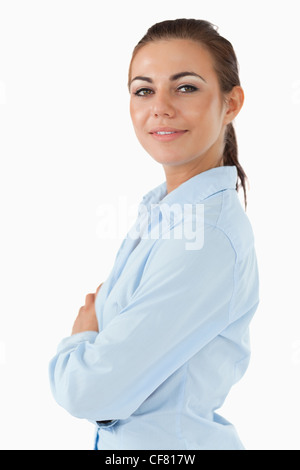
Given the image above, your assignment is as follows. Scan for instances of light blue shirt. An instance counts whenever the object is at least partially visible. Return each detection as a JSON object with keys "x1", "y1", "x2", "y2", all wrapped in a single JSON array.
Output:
[{"x1": 49, "y1": 166, "x2": 260, "y2": 450}]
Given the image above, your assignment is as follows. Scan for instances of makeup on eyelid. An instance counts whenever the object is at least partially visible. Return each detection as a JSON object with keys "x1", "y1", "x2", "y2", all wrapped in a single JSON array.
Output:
[
  {"x1": 129, "y1": 71, "x2": 207, "y2": 89},
  {"x1": 133, "y1": 84, "x2": 199, "y2": 96}
]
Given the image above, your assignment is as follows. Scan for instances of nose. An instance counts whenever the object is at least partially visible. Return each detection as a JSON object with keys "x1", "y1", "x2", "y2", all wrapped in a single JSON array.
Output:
[{"x1": 151, "y1": 92, "x2": 175, "y2": 118}]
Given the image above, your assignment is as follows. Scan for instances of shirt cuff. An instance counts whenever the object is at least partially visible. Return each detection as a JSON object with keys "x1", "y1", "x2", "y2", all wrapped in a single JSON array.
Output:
[{"x1": 56, "y1": 331, "x2": 98, "y2": 354}]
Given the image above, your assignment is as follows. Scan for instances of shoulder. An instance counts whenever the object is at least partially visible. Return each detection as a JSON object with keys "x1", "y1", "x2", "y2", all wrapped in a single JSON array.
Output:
[
  {"x1": 146, "y1": 200, "x2": 237, "y2": 274},
  {"x1": 203, "y1": 188, "x2": 256, "y2": 259},
  {"x1": 142, "y1": 188, "x2": 256, "y2": 273}
]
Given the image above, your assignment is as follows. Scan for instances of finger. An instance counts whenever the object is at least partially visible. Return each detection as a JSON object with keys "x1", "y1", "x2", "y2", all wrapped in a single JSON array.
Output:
[{"x1": 85, "y1": 293, "x2": 95, "y2": 306}]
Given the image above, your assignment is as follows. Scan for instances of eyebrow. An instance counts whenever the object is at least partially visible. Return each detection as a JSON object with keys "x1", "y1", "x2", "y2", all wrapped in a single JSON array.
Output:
[{"x1": 129, "y1": 71, "x2": 207, "y2": 88}]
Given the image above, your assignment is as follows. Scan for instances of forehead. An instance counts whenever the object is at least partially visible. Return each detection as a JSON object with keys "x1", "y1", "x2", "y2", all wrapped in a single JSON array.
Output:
[{"x1": 131, "y1": 39, "x2": 216, "y2": 79}]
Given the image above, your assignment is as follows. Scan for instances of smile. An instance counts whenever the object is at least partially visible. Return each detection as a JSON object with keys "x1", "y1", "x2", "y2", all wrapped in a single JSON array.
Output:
[
  {"x1": 156, "y1": 131, "x2": 176, "y2": 135},
  {"x1": 149, "y1": 127, "x2": 188, "y2": 142}
]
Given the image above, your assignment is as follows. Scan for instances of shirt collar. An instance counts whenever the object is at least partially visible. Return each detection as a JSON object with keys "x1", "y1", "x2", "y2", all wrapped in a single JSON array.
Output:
[{"x1": 139, "y1": 165, "x2": 238, "y2": 212}]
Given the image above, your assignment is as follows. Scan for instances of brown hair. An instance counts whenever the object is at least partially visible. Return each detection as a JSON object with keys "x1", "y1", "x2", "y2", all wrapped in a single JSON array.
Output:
[{"x1": 128, "y1": 18, "x2": 249, "y2": 210}]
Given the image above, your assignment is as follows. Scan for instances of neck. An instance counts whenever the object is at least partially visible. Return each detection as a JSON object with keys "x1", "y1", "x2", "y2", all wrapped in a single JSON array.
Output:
[{"x1": 163, "y1": 154, "x2": 224, "y2": 195}]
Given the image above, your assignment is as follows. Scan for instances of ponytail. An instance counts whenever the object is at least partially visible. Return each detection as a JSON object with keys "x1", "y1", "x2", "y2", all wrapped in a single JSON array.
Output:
[{"x1": 223, "y1": 123, "x2": 248, "y2": 211}]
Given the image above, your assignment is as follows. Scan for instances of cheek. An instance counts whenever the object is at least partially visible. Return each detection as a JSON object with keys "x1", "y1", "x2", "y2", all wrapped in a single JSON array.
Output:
[
  {"x1": 187, "y1": 95, "x2": 223, "y2": 130},
  {"x1": 130, "y1": 102, "x2": 146, "y2": 131}
]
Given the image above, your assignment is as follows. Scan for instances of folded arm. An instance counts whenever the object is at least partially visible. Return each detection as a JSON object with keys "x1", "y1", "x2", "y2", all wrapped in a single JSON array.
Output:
[{"x1": 49, "y1": 226, "x2": 237, "y2": 422}]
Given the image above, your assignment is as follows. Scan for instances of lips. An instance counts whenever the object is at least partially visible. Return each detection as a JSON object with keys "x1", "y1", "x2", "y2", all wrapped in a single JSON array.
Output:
[
  {"x1": 149, "y1": 127, "x2": 188, "y2": 142},
  {"x1": 149, "y1": 127, "x2": 188, "y2": 135}
]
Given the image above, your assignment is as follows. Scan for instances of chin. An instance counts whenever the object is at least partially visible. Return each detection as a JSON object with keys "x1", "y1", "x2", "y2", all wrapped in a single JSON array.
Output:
[{"x1": 148, "y1": 149, "x2": 187, "y2": 165}]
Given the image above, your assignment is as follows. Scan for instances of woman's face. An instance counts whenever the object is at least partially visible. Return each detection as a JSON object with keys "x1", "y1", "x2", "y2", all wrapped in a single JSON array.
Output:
[{"x1": 129, "y1": 39, "x2": 231, "y2": 170}]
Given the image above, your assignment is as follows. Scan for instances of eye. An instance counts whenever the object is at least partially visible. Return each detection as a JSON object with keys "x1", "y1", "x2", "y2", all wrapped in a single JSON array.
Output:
[
  {"x1": 134, "y1": 88, "x2": 154, "y2": 97},
  {"x1": 177, "y1": 84, "x2": 198, "y2": 93}
]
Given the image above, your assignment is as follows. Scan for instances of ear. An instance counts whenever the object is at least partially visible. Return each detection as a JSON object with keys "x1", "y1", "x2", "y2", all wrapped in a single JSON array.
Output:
[{"x1": 223, "y1": 86, "x2": 245, "y2": 125}]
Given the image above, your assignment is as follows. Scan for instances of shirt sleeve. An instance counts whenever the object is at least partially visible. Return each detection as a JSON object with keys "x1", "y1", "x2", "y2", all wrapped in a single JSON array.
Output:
[{"x1": 49, "y1": 225, "x2": 238, "y2": 422}]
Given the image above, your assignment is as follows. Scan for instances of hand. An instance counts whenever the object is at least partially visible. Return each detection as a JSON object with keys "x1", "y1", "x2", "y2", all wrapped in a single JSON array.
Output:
[{"x1": 71, "y1": 283, "x2": 103, "y2": 336}]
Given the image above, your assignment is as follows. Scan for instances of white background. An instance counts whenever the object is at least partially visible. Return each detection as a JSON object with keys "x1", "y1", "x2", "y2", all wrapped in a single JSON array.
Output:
[{"x1": 0, "y1": 0, "x2": 299, "y2": 450}]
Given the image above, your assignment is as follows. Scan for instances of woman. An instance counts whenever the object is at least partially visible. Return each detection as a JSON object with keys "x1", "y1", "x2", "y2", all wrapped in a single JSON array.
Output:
[{"x1": 49, "y1": 19, "x2": 260, "y2": 450}]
